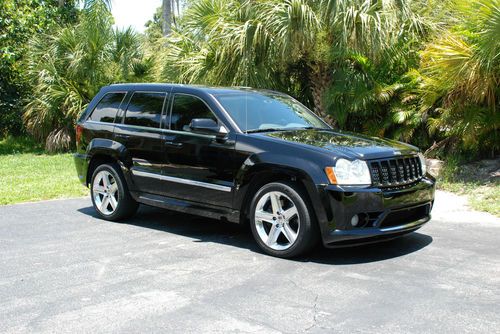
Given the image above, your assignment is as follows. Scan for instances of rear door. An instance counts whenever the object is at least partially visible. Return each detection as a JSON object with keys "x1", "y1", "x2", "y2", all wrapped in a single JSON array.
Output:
[{"x1": 113, "y1": 90, "x2": 171, "y2": 196}]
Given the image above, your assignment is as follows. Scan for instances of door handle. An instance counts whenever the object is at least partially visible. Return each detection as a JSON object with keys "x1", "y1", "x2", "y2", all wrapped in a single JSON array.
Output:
[
  {"x1": 165, "y1": 141, "x2": 183, "y2": 148},
  {"x1": 115, "y1": 133, "x2": 131, "y2": 139}
]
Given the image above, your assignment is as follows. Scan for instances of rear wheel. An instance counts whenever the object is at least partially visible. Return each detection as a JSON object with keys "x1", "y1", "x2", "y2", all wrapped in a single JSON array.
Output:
[
  {"x1": 249, "y1": 181, "x2": 318, "y2": 258},
  {"x1": 91, "y1": 163, "x2": 138, "y2": 221}
]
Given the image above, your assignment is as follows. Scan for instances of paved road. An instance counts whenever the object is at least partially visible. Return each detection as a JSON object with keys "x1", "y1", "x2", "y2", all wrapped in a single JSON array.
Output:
[{"x1": 1, "y1": 191, "x2": 499, "y2": 333}]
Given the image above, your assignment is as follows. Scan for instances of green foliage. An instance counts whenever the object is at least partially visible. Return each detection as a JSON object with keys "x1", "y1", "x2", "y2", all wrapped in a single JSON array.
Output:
[
  {"x1": 0, "y1": 0, "x2": 497, "y2": 159},
  {"x1": 417, "y1": 0, "x2": 500, "y2": 158},
  {"x1": 156, "y1": 0, "x2": 497, "y2": 158},
  {"x1": 23, "y1": 0, "x2": 153, "y2": 152},
  {"x1": 159, "y1": 0, "x2": 322, "y2": 106},
  {"x1": 0, "y1": 0, "x2": 77, "y2": 136},
  {"x1": 0, "y1": 136, "x2": 44, "y2": 155}
]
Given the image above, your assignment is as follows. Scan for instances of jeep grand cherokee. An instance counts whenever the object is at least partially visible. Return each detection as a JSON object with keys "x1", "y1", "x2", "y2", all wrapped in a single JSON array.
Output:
[{"x1": 74, "y1": 84, "x2": 435, "y2": 258}]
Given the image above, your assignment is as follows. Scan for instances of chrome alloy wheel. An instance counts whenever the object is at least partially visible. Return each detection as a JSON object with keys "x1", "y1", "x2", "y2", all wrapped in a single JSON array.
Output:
[
  {"x1": 254, "y1": 191, "x2": 300, "y2": 251},
  {"x1": 92, "y1": 170, "x2": 119, "y2": 215}
]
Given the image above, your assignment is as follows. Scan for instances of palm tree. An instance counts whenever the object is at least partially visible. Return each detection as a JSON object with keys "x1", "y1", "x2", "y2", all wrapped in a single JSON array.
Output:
[
  {"x1": 162, "y1": 0, "x2": 173, "y2": 35},
  {"x1": 418, "y1": 0, "x2": 500, "y2": 156},
  {"x1": 162, "y1": 0, "x2": 427, "y2": 122},
  {"x1": 23, "y1": 0, "x2": 149, "y2": 152}
]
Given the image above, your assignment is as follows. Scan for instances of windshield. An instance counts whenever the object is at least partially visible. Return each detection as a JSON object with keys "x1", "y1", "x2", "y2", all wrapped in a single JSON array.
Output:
[{"x1": 214, "y1": 91, "x2": 330, "y2": 132}]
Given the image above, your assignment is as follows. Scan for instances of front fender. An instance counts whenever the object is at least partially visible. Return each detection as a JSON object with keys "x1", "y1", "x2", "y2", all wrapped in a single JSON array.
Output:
[{"x1": 233, "y1": 152, "x2": 332, "y2": 230}]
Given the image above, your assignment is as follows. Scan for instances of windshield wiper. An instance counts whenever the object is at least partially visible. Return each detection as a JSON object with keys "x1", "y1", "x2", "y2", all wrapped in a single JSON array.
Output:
[
  {"x1": 246, "y1": 126, "x2": 327, "y2": 133},
  {"x1": 246, "y1": 128, "x2": 287, "y2": 133},
  {"x1": 292, "y1": 126, "x2": 328, "y2": 130}
]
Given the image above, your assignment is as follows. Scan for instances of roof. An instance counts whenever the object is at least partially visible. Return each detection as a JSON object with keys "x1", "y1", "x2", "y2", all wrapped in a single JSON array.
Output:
[{"x1": 106, "y1": 83, "x2": 284, "y2": 95}]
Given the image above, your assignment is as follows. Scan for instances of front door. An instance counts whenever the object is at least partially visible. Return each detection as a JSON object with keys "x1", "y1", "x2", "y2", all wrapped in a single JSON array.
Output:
[
  {"x1": 113, "y1": 90, "x2": 170, "y2": 196},
  {"x1": 161, "y1": 93, "x2": 235, "y2": 208}
]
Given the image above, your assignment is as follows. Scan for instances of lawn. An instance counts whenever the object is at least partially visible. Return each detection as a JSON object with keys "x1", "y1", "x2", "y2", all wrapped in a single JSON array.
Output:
[
  {"x1": 0, "y1": 153, "x2": 88, "y2": 205},
  {"x1": 0, "y1": 137, "x2": 87, "y2": 205}
]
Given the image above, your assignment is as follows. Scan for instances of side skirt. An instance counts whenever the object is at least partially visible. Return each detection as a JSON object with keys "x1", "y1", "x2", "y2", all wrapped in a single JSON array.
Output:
[{"x1": 131, "y1": 191, "x2": 240, "y2": 223}]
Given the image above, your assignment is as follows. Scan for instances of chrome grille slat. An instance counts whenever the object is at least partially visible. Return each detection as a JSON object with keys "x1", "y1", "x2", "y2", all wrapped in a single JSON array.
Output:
[{"x1": 369, "y1": 156, "x2": 422, "y2": 188}]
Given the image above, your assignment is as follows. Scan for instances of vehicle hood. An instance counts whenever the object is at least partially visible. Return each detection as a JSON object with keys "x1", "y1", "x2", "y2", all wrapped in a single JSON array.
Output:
[{"x1": 261, "y1": 129, "x2": 419, "y2": 160}]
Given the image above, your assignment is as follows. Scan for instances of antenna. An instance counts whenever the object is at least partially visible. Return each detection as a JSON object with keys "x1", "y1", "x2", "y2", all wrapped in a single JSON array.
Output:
[{"x1": 244, "y1": 47, "x2": 248, "y2": 134}]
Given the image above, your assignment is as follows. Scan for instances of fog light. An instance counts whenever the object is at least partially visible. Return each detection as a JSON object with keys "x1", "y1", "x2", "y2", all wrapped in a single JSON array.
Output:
[{"x1": 351, "y1": 214, "x2": 359, "y2": 227}]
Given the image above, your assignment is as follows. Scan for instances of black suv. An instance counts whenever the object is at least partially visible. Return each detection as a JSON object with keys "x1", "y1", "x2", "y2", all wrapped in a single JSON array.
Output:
[{"x1": 74, "y1": 84, "x2": 435, "y2": 258}]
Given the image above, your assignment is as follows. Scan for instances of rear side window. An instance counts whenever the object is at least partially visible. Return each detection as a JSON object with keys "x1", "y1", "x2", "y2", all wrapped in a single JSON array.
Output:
[
  {"x1": 124, "y1": 92, "x2": 166, "y2": 128},
  {"x1": 170, "y1": 94, "x2": 216, "y2": 131},
  {"x1": 89, "y1": 92, "x2": 125, "y2": 123}
]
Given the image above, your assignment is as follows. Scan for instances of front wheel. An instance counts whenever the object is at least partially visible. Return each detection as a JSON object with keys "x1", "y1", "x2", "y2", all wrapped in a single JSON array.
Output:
[
  {"x1": 90, "y1": 163, "x2": 138, "y2": 221},
  {"x1": 249, "y1": 181, "x2": 319, "y2": 258}
]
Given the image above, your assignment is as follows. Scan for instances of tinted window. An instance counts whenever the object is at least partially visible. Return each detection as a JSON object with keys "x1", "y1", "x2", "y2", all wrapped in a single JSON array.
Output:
[
  {"x1": 170, "y1": 94, "x2": 216, "y2": 131},
  {"x1": 124, "y1": 92, "x2": 166, "y2": 128},
  {"x1": 89, "y1": 93, "x2": 125, "y2": 123}
]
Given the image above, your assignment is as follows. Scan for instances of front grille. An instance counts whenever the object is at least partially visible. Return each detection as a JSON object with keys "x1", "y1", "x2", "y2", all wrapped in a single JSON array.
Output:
[{"x1": 369, "y1": 156, "x2": 422, "y2": 187}]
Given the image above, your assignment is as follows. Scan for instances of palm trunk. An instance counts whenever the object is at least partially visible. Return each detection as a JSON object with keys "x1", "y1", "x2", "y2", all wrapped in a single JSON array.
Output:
[
  {"x1": 162, "y1": 0, "x2": 172, "y2": 36},
  {"x1": 308, "y1": 63, "x2": 334, "y2": 125}
]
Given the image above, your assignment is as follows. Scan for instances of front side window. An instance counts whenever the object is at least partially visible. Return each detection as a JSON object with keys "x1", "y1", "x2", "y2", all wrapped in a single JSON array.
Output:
[
  {"x1": 89, "y1": 92, "x2": 125, "y2": 123},
  {"x1": 170, "y1": 94, "x2": 217, "y2": 131},
  {"x1": 124, "y1": 92, "x2": 166, "y2": 128},
  {"x1": 214, "y1": 92, "x2": 329, "y2": 132}
]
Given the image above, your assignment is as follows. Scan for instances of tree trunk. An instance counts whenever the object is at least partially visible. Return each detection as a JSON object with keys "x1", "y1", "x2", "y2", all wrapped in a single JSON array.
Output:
[
  {"x1": 58, "y1": 0, "x2": 64, "y2": 7},
  {"x1": 308, "y1": 63, "x2": 334, "y2": 126},
  {"x1": 162, "y1": 0, "x2": 172, "y2": 36}
]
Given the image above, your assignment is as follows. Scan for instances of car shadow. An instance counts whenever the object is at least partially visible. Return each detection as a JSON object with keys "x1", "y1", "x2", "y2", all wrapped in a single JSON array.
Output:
[{"x1": 78, "y1": 204, "x2": 433, "y2": 265}]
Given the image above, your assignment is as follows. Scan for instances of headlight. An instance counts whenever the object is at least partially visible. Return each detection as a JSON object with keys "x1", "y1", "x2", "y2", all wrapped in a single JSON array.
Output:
[
  {"x1": 325, "y1": 159, "x2": 371, "y2": 186},
  {"x1": 418, "y1": 153, "x2": 427, "y2": 175}
]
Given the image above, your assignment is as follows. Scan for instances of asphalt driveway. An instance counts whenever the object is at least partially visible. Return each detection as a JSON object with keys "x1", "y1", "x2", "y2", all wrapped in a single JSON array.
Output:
[{"x1": 1, "y1": 191, "x2": 499, "y2": 333}]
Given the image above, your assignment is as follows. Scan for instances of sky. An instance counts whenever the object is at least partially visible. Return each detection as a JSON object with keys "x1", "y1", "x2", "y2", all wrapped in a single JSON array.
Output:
[{"x1": 111, "y1": 0, "x2": 162, "y2": 33}]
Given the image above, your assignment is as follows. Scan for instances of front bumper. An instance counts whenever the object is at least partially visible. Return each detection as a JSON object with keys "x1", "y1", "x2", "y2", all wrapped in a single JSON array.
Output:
[{"x1": 319, "y1": 176, "x2": 435, "y2": 247}]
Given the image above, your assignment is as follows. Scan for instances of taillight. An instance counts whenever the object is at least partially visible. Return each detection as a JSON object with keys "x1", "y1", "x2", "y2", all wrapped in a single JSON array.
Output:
[{"x1": 76, "y1": 124, "x2": 83, "y2": 143}]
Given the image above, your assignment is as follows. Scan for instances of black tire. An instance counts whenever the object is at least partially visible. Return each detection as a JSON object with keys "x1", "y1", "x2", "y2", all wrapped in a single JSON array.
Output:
[
  {"x1": 249, "y1": 181, "x2": 319, "y2": 258},
  {"x1": 90, "y1": 163, "x2": 138, "y2": 221}
]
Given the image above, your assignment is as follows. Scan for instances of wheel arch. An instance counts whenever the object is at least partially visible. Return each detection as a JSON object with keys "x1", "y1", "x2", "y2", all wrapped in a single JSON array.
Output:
[
  {"x1": 85, "y1": 138, "x2": 131, "y2": 186},
  {"x1": 235, "y1": 161, "x2": 330, "y2": 228}
]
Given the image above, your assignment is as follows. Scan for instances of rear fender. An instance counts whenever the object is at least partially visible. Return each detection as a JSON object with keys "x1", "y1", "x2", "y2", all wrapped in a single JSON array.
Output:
[{"x1": 85, "y1": 139, "x2": 134, "y2": 187}]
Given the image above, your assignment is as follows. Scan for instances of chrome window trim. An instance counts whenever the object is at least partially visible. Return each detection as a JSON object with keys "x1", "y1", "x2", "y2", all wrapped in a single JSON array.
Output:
[
  {"x1": 86, "y1": 120, "x2": 221, "y2": 139},
  {"x1": 112, "y1": 122, "x2": 218, "y2": 139},
  {"x1": 131, "y1": 169, "x2": 232, "y2": 192}
]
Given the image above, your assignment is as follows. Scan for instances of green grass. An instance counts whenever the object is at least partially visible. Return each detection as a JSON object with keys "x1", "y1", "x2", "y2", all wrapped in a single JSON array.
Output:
[
  {"x1": 0, "y1": 135, "x2": 44, "y2": 155},
  {"x1": 0, "y1": 153, "x2": 88, "y2": 205}
]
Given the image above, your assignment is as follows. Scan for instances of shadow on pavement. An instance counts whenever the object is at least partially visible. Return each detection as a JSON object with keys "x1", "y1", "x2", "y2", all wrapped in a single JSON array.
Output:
[{"x1": 78, "y1": 204, "x2": 433, "y2": 265}]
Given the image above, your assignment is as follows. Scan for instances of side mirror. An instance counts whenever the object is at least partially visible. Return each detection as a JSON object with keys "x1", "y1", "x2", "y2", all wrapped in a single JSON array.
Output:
[{"x1": 189, "y1": 118, "x2": 227, "y2": 137}]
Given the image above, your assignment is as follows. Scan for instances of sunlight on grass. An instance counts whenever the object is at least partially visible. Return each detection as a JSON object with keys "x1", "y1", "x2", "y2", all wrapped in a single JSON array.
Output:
[
  {"x1": 0, "y1": 153, "x2": 88, "y2": 205},
  {"x1": 438, "y1": 182, "x2": 499, "y2": 217}
]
